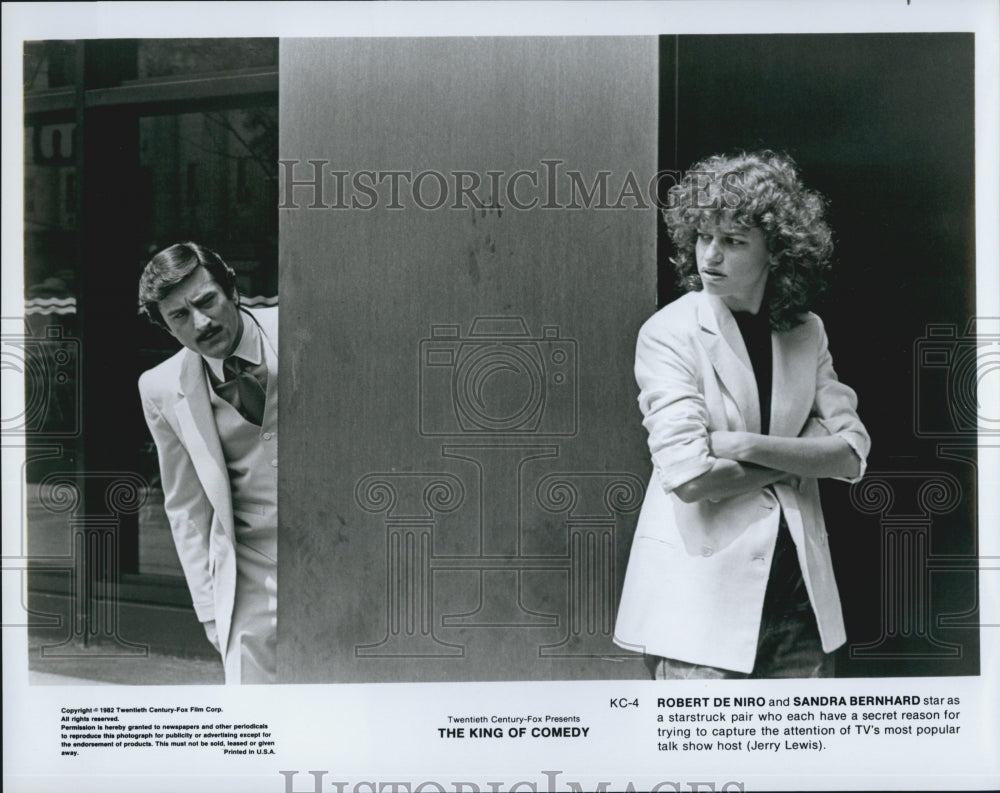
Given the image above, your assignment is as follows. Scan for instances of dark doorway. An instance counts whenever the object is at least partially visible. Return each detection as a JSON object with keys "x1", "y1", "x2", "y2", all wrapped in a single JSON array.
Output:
[{"x1": 658, "y1": 33, "x2": 978, "y2": 677}]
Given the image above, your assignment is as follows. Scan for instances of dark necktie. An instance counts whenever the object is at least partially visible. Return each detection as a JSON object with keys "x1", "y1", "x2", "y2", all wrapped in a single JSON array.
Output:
[{"x1": 218, "y1": 355, "x2": 266, "y2": 426}]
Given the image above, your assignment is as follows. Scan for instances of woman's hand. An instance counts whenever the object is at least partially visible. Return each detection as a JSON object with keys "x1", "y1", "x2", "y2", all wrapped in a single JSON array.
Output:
[
  {"x1": 712, "y1": 430, "x2": 860, "y2": 480},
  {"x1": 709, "y1": 430, "x2": 751, "y2": 461}
]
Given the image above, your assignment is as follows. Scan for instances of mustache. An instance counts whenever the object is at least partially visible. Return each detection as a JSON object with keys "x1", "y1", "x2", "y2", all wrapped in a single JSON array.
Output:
[{"x1": 197, "y1": 326, "x2": 221, "y2": 342}]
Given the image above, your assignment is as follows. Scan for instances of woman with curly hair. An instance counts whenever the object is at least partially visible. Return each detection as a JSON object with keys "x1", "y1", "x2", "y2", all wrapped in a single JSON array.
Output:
[{"x1": 614, "y1": 150, "x2": 871, "y2": 679}]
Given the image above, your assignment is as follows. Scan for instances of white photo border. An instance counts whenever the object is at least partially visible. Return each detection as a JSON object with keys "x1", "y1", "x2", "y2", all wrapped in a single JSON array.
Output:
[{"x1": 3, "y1": 2, "x2": 998, "y2": 792}]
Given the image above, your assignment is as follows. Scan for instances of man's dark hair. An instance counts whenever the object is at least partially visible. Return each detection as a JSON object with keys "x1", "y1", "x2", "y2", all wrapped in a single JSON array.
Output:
[{"x1": 138, "y1": 242, "x2": 238, "y2": 329}]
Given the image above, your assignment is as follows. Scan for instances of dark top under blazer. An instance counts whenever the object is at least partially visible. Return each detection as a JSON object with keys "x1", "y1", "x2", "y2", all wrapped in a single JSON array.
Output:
[{"x1": 613, "y1": 291, "x2": 869, "y2": 673}]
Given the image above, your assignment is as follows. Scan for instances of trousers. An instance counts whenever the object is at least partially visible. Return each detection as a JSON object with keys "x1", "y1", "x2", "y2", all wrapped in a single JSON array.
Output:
[
  {"x1": 649, "y1": 514, "x2": 834, "y2": 680},
  {"x1": 223, "y1": 524, "x2": 277, "y2": 684}
]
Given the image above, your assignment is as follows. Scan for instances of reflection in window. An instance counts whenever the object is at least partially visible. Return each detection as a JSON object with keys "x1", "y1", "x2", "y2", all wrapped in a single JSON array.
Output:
[
  {"x1": 137, "y1": 39, "x2": 277, "y2": 78},
  {"x1": 135, "y1": 105, "x2": 277, "y2": 575},
  {"x1": 22, "y1": 40, "x2": 278, "y2": 582},
  {"x1": 186, "y1": 162, "x2": 200, "y2": 205},
  {"x1": 24, "y1": 123, "x2": 78, "y2": 296},
  {"x1": 23, "y1": 40, "x2": 78, "y2": 91},
  {"x1": 138, "y1": 107, "x2": 277, "y2": 297}
]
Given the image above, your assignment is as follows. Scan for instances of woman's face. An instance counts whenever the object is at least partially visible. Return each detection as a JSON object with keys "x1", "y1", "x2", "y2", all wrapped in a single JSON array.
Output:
[{"x1": 695, "y1": 220, "x2": 772, "y2": 313}]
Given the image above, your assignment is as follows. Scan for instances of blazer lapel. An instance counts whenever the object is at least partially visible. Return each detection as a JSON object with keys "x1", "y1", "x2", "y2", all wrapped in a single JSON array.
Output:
[
  {"x1": 696, "y1": 294, "x2": 761, "y2": 433},
  {"x1": 175, "y1": 350, "x2": 234, "y2": 534},
  {"x1": 770, "y1": 319, "x2": 816, "y2": 437}
]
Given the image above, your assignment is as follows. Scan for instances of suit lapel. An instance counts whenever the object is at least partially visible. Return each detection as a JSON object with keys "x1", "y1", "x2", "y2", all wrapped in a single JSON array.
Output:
[
  {"x1": 697, "y1": 294, "x2": 761, "y2": 433},
  {"x1": 770, "y1": 319, "x2": 816, "y2": 437},
  {"x1": 175, "y1": 349, "x2": 234, "y2": 533}
]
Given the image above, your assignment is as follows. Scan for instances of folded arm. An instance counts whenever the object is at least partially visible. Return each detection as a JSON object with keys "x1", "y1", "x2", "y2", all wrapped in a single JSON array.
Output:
[
  {"x1": 636, "y1": 311, "x2": 869, "y2": 505},
  {"x1": 709, "y1": 430, "x2": 861, "y2": 480},
  {"x1": 672, "y1": 458, "x2": 791, "y2": 503},
  {"x1": 636, "y1": 318, "x2": 793, "y2": 504}
]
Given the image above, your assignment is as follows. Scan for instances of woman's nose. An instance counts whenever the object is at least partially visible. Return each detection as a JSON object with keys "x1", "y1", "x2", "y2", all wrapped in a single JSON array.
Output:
[{"x1": 704, "y1": 239, "x2": 723, "y2": 263}]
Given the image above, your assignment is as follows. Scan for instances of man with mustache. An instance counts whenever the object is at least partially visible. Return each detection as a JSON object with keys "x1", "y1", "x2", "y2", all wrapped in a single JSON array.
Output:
[{"x1": 138, "y1": 242, "x2": 278, "y2": 684}]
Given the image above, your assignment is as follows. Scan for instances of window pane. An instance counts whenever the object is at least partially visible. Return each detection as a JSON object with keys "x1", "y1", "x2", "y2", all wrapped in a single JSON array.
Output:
[
  {"x1": 136, "y1": 105, "x2": 277, "y2": 575},
  {"x1": 23, "y1": 40, "x2": 78, "y2": 92},
  {"x1": 138, "y1": 108, "x2": 278, "y2": 298},
  {"x1": 137, "y1": 39, "x2": 277, "y2": 78}
]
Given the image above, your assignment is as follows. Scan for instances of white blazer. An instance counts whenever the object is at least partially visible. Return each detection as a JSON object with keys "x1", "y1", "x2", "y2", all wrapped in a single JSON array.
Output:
[
  {"x1": 613, "y1": 292, "x2": 869, "y2": 673},
  {"x1": 138, "y1": 306, "x2": 278, "y2": 660}
]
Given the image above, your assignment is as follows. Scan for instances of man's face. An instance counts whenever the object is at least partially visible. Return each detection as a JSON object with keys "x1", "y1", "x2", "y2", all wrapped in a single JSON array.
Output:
[{"x1": 159, "y1": 266, "x2": 243, "y2": 358}]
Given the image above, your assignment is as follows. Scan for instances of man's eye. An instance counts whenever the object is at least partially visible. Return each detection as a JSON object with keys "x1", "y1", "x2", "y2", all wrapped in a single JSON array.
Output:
[{"x1": 726, "y1": 237, "x2": 745, "y2": 245}]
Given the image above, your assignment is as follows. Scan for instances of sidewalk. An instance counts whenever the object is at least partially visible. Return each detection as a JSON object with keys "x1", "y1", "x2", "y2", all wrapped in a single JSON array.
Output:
[{"x1": 27, "y1": 632, "x2": 224, "y2": 686}]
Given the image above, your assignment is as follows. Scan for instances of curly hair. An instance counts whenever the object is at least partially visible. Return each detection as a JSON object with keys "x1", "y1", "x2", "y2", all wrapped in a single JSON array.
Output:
[{"x1": 662, "y1": 150, "x2": 833, "y2": 331}]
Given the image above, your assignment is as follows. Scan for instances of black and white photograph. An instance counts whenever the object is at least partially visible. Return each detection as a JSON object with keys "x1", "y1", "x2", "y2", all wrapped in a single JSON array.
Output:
[{"x1": 3, "y1": 2, "x2": 998, "y2": 791}]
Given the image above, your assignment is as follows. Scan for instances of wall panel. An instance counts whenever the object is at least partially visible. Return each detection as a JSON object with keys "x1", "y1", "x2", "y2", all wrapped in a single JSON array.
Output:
[{"x1": 279, "y1": 38, "x2": 658, "y2": 682}]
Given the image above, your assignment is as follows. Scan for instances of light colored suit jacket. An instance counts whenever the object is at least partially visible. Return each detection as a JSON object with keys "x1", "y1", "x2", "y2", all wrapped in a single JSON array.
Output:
[
  {"x1": 138, "y1": 306, "x2": 278, "y2": 660},
  {"x1": 613, "y1": 292, "x2": 869, "y2": 673}
]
